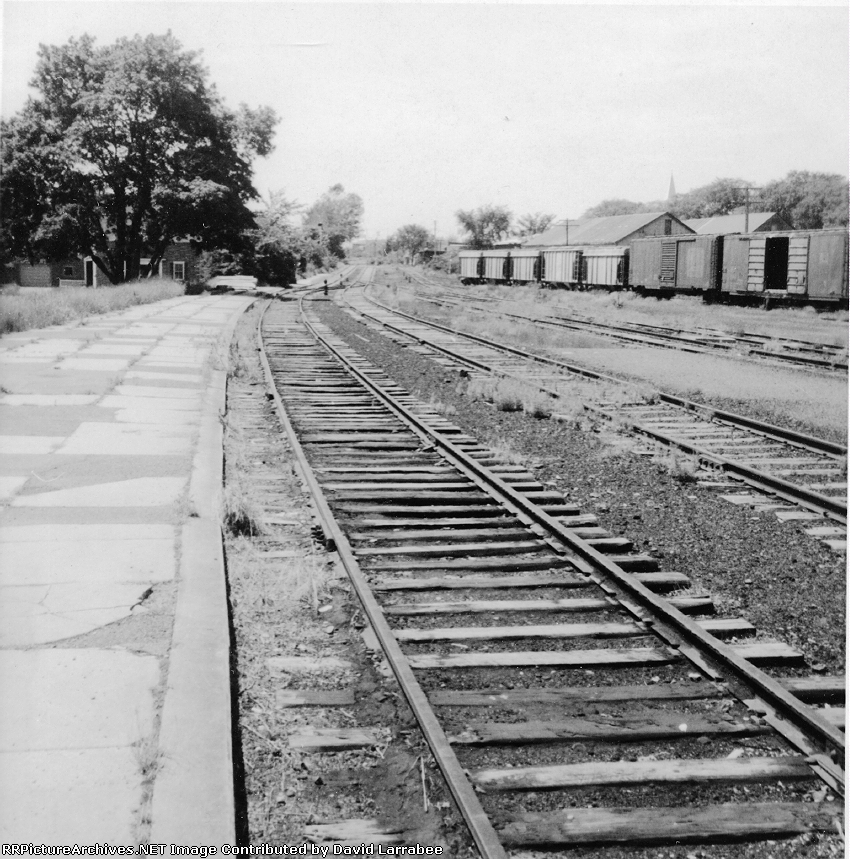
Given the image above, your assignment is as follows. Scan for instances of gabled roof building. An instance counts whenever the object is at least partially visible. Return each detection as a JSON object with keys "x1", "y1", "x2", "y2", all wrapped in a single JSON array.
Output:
[{"x1": 523, "y1": 212, "x2": 693, "y2": 247}]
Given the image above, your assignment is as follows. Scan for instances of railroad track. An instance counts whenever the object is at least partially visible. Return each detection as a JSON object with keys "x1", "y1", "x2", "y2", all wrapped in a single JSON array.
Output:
[
  {"x1": 334, "y1": 283, "x2": 847, "y2": 542},
  {"x1": 402, "y1": 272, "x2": 848, "y2": 373},
  {"x1": 257, "y1": 291, "x2": 844, "y2": 856}
]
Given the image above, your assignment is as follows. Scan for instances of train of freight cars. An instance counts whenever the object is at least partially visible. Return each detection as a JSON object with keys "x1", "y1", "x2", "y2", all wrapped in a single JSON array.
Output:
[{"x1": 458, "y1": 229, "x2": 848, "y2": 306}]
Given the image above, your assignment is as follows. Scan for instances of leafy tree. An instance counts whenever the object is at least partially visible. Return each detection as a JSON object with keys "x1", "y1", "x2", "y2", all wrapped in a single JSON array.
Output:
[
  {"x1": 671, "y1": 178, "x2": 751, "y2": 220},
  {"x1": 761, "y1": 171, "x2": 849, "y2": 229},
  {"x1": 387, "y1": 224, "x2": 432, "y2": 256},
  {"x1": 249, "y1": 191, "x2": 312, "y2": 283},
  {"x1": 514, "y1": 212, "x2": 556, "y2": 236},
  {"x1": 455, "y1": 204, "x2": 512, "y2": 249},
  {"x1": 0, "y1": 32, "x2": 277, "y2": 284},
  {"x1": 580, "y1": 199, "x2": 649, "y2": 219},
  {"x1": 303, "y1": 184, "x2": 364, "y2": 259}
]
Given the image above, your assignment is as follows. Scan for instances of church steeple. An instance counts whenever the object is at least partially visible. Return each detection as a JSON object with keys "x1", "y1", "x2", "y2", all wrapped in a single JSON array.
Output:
[{"x1": 667, "y1": 175, "x2": 677, "y2": 204}]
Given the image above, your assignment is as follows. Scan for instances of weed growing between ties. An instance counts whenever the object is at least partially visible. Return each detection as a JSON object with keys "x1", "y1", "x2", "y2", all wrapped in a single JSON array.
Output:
[
  {"x1": 654, "y1": 448, "x2": 700, "y2": 483},
  {"x1": 466, "y1": 375, "x2": 553, "y2": 418},
  {"x1": 222, "y1": 417, "x2": 267, "y2": 537},
  {"x1": 0, "y1": 278, "x2": 186, "y2": 334}
]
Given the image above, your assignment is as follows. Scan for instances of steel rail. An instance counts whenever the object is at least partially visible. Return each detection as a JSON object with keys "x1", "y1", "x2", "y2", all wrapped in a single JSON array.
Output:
[
  {"x1": 366, "y1": 287, "x2": 846, "y2": 457},
  {"x1": 298, "y1": 294, "x2": 846, "y2": 776},
  {"x1": 416, "y1": 281, "x2": 848, "y2": 371},
  {"x1": 257, "y1": 293, "x2": 510, "y2": 859},
  {"x1": 352, "y1": 288, "x2": 846, "y2": 523}
]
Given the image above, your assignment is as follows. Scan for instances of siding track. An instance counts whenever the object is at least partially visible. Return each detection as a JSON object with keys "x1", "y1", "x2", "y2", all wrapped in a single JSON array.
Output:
[
  {"x1": 338, "y1": 283, "x2": 847, "y2": 537},
  {"x1": 257, "y1": 290, "x2": 844, "y2": 856},
  {"x1": 405, "y1": 275, "x2": 848, "y2": 373}
]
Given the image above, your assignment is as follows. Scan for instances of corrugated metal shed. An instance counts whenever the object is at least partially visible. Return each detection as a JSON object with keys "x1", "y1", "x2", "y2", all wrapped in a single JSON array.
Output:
[{"x1": 683, "y1": 212, "x2": 792, "y2": 235}]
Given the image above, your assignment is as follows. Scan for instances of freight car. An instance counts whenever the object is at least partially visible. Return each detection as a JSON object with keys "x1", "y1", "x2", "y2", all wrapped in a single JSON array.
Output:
[
  {"x1": 458, "y1": 229, "x2": 848, "y2": 307},
  {"x1": 630, "y1": 229, "x2": 848, "y2": 305}
]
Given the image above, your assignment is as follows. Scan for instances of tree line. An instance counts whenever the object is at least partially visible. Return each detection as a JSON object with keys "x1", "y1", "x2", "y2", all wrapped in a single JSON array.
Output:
[
  {"x1": 0, "y1": 33, "x2": 364, "y2": 285},
  {"x1": 395, "y1": 174, "x2": 847, "y2": 253},
  {"x1": 582, "y1": 174, "x2": 848, "y2": 229}
]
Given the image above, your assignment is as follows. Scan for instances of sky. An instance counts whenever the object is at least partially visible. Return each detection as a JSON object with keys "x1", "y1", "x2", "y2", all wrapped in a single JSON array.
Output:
[{"x1": 2, "y1": 2, "x2": 848, "y2": 241}]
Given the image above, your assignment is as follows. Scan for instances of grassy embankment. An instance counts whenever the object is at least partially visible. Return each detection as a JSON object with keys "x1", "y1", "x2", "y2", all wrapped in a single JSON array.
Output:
[{"x1": 0, "y1": 278, "x2": 186, "y2": 335}]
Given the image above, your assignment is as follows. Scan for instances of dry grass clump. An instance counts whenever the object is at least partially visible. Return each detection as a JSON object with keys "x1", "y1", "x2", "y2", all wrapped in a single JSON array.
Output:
[
  {"x1": 654, "y1": 449, "x2": 700, "y2": 483},
  {"x1": 482, "y1": 436, "x2": 526, "y2": 465},
  {"x1": 467, "y1": 376, "x2": 553, "y2": 418},
  {"x1": 222, "y1": 483, "x2": 267, "y2": 537},
  {"x1": 222, "y1": 418, "x2": 267, "y2": 537},
  {"x1": 0, "y1": 278, "x2": 185, "y2": 335},
  {"x1": 227, "y1": 337, "x2": 262, "y2": 382},
  {"x1": 285, "y1": 554, "x2": 338, "y2": 613},
  {"x1": 425, "y1": 394, "x2": 457, "y2": 416}
]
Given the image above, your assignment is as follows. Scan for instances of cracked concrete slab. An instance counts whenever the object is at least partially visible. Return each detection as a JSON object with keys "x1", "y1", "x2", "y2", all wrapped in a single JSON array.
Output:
[
  {"x1": 0, "y1": 436, "x2": 65, "y2": 455},
  {"x1": 57, "y1": 423, "x2": 195, "y2": 456},
  {"x1": 0, "y1": 748, "x2": 143, "y2": 843},
  {"x1": 12, "y1": 475, "x2": 186, "y2": 507},
  {"x1": 0, "y1": 476, "x2": 28, "y2": 499},
  {"x1": 0, "y1": 649, "x2": 159, "y2": 750},
  {"x1": 0, "y1": 536, "x2": 176, "y2": 585},
  {"x1": 0, "y1": 580, "x2": 152, "y2": 646}
]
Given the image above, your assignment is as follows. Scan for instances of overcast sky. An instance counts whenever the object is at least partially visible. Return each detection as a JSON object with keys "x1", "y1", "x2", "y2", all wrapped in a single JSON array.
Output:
[{"x1": 2, "y1": 2, "x2": 848, "y2": 240}]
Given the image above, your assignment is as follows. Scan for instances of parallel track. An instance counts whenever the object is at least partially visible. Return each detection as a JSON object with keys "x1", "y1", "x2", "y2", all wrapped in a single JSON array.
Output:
[
  {"x1": 337, "y1": 284, "x2": 847, "y2": 531},
  {"x1": 405, "y1": 273, "x2": 848, "y2": 373},
  {"x1": 257, "y1": 290, "x2": 844, "y2": 856}
]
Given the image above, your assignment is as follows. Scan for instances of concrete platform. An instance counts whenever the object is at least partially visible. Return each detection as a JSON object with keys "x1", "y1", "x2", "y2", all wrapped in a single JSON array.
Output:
[{"x1": 0, "y1": 294, "x2": 253, "y2": 843}]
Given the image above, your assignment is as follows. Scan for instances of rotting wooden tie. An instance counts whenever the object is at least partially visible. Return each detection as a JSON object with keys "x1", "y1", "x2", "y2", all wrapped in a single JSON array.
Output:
[
  {"x1": 497, "y1": 802, "x2": 840, "y2": 847},
  {"x1": 471, "y1": 754, "x2": 815, "y2": 790}
]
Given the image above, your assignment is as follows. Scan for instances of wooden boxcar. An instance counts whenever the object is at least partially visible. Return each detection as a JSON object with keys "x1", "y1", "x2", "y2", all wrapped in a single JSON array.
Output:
[
  {"x1": 629, "y1": 234, "x2": 722, "y2": 294},
  {"x1": 720, "y1": 229, "x2": 848, "y2": 304}
]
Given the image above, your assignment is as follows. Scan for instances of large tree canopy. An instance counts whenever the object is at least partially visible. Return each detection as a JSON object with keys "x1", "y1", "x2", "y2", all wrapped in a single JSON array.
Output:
[
  {"x1": 581, "y1": 199, "x2": 653, "y2": 219},
  {"x1": 671, "y1": 178, "x2": 751, "y2": 220},
  {"x1": 386, "y1": 224, "x2": 432, "y2": 257},
  {"x1": 761, "y1": 171, "x2": 849, "y2": 229},
  {"x1": 0, "y1": 32, "x2": 277, "y2": 283},
  {"x1": 514, "y1": 212, "x2": 556, "y2": 237},
  {"x1": 303, "y1": 184, "x2": 364, "y2": 258},
  {"x1": 456, "y1": 204, "x2": 512, "y2": 249}
]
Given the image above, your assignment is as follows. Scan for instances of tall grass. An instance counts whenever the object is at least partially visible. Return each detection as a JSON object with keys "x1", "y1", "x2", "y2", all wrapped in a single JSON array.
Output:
[{"x1": 0, "y1": 278, "x2": 186, "y2": 335}]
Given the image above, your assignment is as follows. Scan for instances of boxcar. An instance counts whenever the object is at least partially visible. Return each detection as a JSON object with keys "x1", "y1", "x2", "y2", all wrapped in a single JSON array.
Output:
[
  {"x1": 510, "y1": 249, "x2": 541, "y2": 284},
  {"x1": 630, "y1": 235, "x2": 722, "y2": 294},
  {"x1": 481, "y1": 249, "x2": 511, "y2": 282},
  {"x1": 459, "y1": 250, "x2": 483, "y2": 283},
  {"x1": 720, "y1": 229, "x2": 848, "y2": 304},
  {"x1": 582, "y1": 246, "x2": 629, "y2": 288}
]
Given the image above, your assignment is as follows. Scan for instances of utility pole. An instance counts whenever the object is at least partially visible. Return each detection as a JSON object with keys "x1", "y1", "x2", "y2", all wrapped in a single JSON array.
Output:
[{"x1": 732, "y1": 186, "x2": 762, "y2": 233}]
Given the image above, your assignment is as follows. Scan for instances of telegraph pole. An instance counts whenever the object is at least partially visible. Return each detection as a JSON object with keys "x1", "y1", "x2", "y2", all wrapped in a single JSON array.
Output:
[{"x1": 732, "y1": 186, "x2": 762, "y2": 233}]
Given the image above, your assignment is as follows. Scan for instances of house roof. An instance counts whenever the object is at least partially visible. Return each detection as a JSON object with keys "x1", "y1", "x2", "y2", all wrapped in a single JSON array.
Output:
[
  {"x1": 683, "y1": 212, "x2": 788, "y2": 235},
  {"x1": 524, "y1": 212, "x2": 685, "y2": 246}
]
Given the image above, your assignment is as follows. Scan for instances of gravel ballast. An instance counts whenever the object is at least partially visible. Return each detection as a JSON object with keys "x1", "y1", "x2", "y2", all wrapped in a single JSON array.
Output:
[{"x1": 315, "y1": 296, "x2": 846, "y2": 677}]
